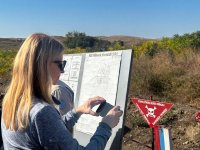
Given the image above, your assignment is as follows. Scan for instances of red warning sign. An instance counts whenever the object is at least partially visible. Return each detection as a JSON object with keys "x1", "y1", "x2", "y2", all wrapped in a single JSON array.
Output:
[
  {"x1": 196, "y1": 112, "x2": 200, "y2": 122},
  {"x1": 132, "y1": 98, "x2": 173, "y2": 128}
]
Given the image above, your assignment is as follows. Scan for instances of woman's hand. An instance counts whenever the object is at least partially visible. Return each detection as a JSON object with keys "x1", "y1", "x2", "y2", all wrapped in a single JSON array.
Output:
[
  {"x1": 75, "y1": 96, "x2": 106, "y2": 116},
  {"x1": 102, "y1": 106, "x2": 123, "y2": 128}
]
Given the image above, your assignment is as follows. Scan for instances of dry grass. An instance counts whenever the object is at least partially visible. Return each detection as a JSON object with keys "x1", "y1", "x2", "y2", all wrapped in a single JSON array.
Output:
[
  {"x1": 0, "y1": 38, "x2": 23, "y2": 50},
  {"x1": 0, "y1": 50, "x2": 16, "y2": 77},
  {"x1": 131, "y1": 49, "x2": 200, "y2": 104},
  {"x1": 186, "y1": 125, "x2": 200, "y2": 141}
]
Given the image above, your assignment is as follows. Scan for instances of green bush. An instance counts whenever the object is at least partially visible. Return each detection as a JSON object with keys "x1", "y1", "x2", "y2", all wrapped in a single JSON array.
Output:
[
  {"x1": 131, "y1": 114, "x2": 148, "y2": 127},
  {"x1": 159, "y1": 107, "x2": 177, "y2": 125},
  {"x1": 0, "y1": 50, "x2": 16, "y2": 77},
  {"x1": 64, "y1": 48, "x2": 86, "y2": 54},
  {"x1": 148, "y1": 74, "x2": 170, "y2": 96}
]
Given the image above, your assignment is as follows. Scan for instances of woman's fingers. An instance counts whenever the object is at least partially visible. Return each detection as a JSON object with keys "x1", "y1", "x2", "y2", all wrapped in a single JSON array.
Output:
[
  {"x1": 90, "y1": 96, "x2": 106, "y2": 106},
  {"x1": 113, "y1": 106, "x2": 120, "y2": 111},
  {"x1": 111, "y1": 106, "x2": 123, "y2": 117},
  {"x1": 116, "y1": 110, "x2": 123, "y2": 117},
  {"x1": 89, "y1": 110, "x2": 98, "y2": 116}
]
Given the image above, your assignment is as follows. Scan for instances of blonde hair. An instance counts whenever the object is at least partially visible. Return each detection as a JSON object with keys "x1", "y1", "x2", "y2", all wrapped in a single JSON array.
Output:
[{"x1": 2, "y1": 33, "x2": 64, "y2": 130}]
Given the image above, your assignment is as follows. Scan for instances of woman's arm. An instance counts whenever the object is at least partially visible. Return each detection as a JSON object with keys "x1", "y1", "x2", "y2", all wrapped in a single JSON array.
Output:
[
  {"x1": 61, "y1": 109, "x2": 82, "y2": 130},
  {"x1": 62, "y1": 96, "x2": 105, "y2": 129},
  {"x1": 32, "y1": 105, "x2": 111, "y2": 150}
]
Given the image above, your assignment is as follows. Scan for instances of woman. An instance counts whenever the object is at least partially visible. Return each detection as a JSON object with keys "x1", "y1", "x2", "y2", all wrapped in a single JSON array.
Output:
[
  {"x1": 1, "y1": 33, "x2": 123, "y2": 150},
  {"x1": 51, "y1": 79, "x2": 74, "y2": 116}
]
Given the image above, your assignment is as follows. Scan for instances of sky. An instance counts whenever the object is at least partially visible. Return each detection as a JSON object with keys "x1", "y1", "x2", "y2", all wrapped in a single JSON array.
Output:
[{"x1": 0, "y1": 0, "x2": 200, "y2": 39}]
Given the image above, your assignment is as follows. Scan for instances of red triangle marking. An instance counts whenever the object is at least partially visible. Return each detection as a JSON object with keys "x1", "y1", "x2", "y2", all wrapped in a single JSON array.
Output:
[
  {"x1": 131, "y1": 98, "x2": 173, "y2": 128},
  {"x1": 196, "y1": 112, "x2": 200, "y2": 122}
]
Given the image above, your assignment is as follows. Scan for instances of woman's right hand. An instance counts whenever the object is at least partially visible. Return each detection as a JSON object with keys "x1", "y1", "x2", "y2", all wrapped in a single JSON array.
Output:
[
  {"x1": 102, "y1": 106, "x2": 123, "y2": 128},
  {"x1": 75, "y1": 96, "x2": 106, "y2": 116}
]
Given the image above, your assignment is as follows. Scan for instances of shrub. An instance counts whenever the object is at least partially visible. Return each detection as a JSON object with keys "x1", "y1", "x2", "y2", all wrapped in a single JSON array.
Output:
[
  {"x1": 64, "y1": 48, "x2": 86, "y2": 54},
  {"x1": 0, "y1": 50, "x2": 16, "y2": 77}
]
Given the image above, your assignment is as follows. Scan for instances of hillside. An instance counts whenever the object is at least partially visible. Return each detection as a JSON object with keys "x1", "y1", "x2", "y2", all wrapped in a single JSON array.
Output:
[
  {"x1": 97, "y1": 35, "x2": 152, "y2": 46},
  {"x1": 0, "y1": 35, "x2": 150, "y2": 50},
  {"x1": 53, "y1": 35, "x2": 152, "y2": 46},
  {"x1": 0, "y1": 38, "x2": 24, "y2": 50},
  {"x1": 1, "y1": 34, "x2": 200, "y2": 149}
]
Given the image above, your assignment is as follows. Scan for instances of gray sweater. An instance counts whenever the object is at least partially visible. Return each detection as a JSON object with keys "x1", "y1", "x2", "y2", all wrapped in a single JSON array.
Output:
[
  {"x1": 1, "y1": 100, "x2": 111, "y2": 150},
  {"x1": 51, "y1": 80, "x2": 74, "y2": 115}
]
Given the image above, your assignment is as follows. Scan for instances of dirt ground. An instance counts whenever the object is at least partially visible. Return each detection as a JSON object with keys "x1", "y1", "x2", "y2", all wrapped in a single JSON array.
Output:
[
  {"x1": 0, "y1": 78, "x2": 200, "y2": 150},
  {"x1": 122, "y1": 99, "x2": 200, "y2": 150}
]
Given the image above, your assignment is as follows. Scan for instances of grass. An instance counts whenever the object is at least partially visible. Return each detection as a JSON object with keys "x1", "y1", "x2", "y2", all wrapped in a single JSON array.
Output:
[
  {"x1": 0, "y1": 38, "x2": 23, "y2": 50},
  {"x1": 64, "y1": 47, "x2": 86, "y2": 54},
  {"x1": 131, "y1": 114, "x2": 149, "y2": 128},
  {"x1": 1, "y1": 42, "x2": 200, "y2": 106},
  {"x1": 130, "y1": 49, "x2": 200, "y2": 104},
  {"x1": 0, "y1": 50, "x2": 16, "y2": 77}
]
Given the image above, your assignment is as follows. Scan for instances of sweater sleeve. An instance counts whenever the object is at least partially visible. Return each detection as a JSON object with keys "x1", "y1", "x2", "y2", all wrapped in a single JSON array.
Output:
[
  {"x1": 32, "y1": 105, "x2": 111, "y2": 150},
  {"x1": 61, "y1": 109, "x2": 82, "y2": 130}
]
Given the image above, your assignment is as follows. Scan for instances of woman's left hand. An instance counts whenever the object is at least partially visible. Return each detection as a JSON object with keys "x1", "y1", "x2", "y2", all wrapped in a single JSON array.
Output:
[{"x1": 75, "y1": 96, "x2": 106, "y2": 116}]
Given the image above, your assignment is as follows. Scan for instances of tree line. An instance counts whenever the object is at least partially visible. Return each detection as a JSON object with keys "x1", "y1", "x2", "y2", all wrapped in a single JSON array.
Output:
[
  {"x1": 132, "y1": 31, "x2": 200, "y2": 58},
  {"x1": 63, "y1": 31, "x2": 125, "y2": 53},
  {"x1": 63, "y1": 31, "x2": 200, "y2": 56}
]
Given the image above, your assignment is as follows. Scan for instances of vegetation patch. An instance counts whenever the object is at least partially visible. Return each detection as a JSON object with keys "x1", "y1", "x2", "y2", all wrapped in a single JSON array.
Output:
[{"x1": 0, "y1": 50, "x2": 16, "y2": 77}]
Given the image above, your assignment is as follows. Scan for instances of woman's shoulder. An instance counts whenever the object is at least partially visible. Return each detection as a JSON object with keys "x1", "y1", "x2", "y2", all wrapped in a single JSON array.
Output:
[
  {"x1": 52, "y1": 80, "x2": 73, "y2": 92},
  {"x1": 30, "y1": 98, "x2": 58, "y2": 121}
]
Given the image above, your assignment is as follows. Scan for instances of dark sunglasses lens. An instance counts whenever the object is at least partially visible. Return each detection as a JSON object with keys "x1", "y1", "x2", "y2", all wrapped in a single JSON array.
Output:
[
  {"x1": 58, "y1": 64, "x2": 64, "y2": 72},
  {"x1": 54, "y1": 61, "x2": 66, "y2": 72},
  {"x1": 60, "y1": 61, "x2": 66, "y2": 72}
]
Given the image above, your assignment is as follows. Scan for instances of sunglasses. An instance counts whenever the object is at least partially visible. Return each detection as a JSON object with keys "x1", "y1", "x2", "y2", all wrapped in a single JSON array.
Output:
[{"x1": 53, "y1": 60, "x2": 67, "y2": 73}]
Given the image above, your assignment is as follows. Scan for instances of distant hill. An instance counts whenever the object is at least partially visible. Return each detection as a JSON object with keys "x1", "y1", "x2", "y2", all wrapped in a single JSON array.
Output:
[
  {"x1": 0, "y1": 38, "x2": 24, "y2": 50},
  {"x1": 52, "y1": 36, "x2": 66, "y2": 43},
  {"x1": 53, "y1": 35, "x2": 153, "y2": 46},
  {"x1": 97, "y1": 35, "x2": 153, "y2": 46},
  {"x1": 0, "y1": 36, "x2": 65, "y2": 50},
  {"x1": 0, "y1": 35, "x2": 153, "y2": 50}
]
